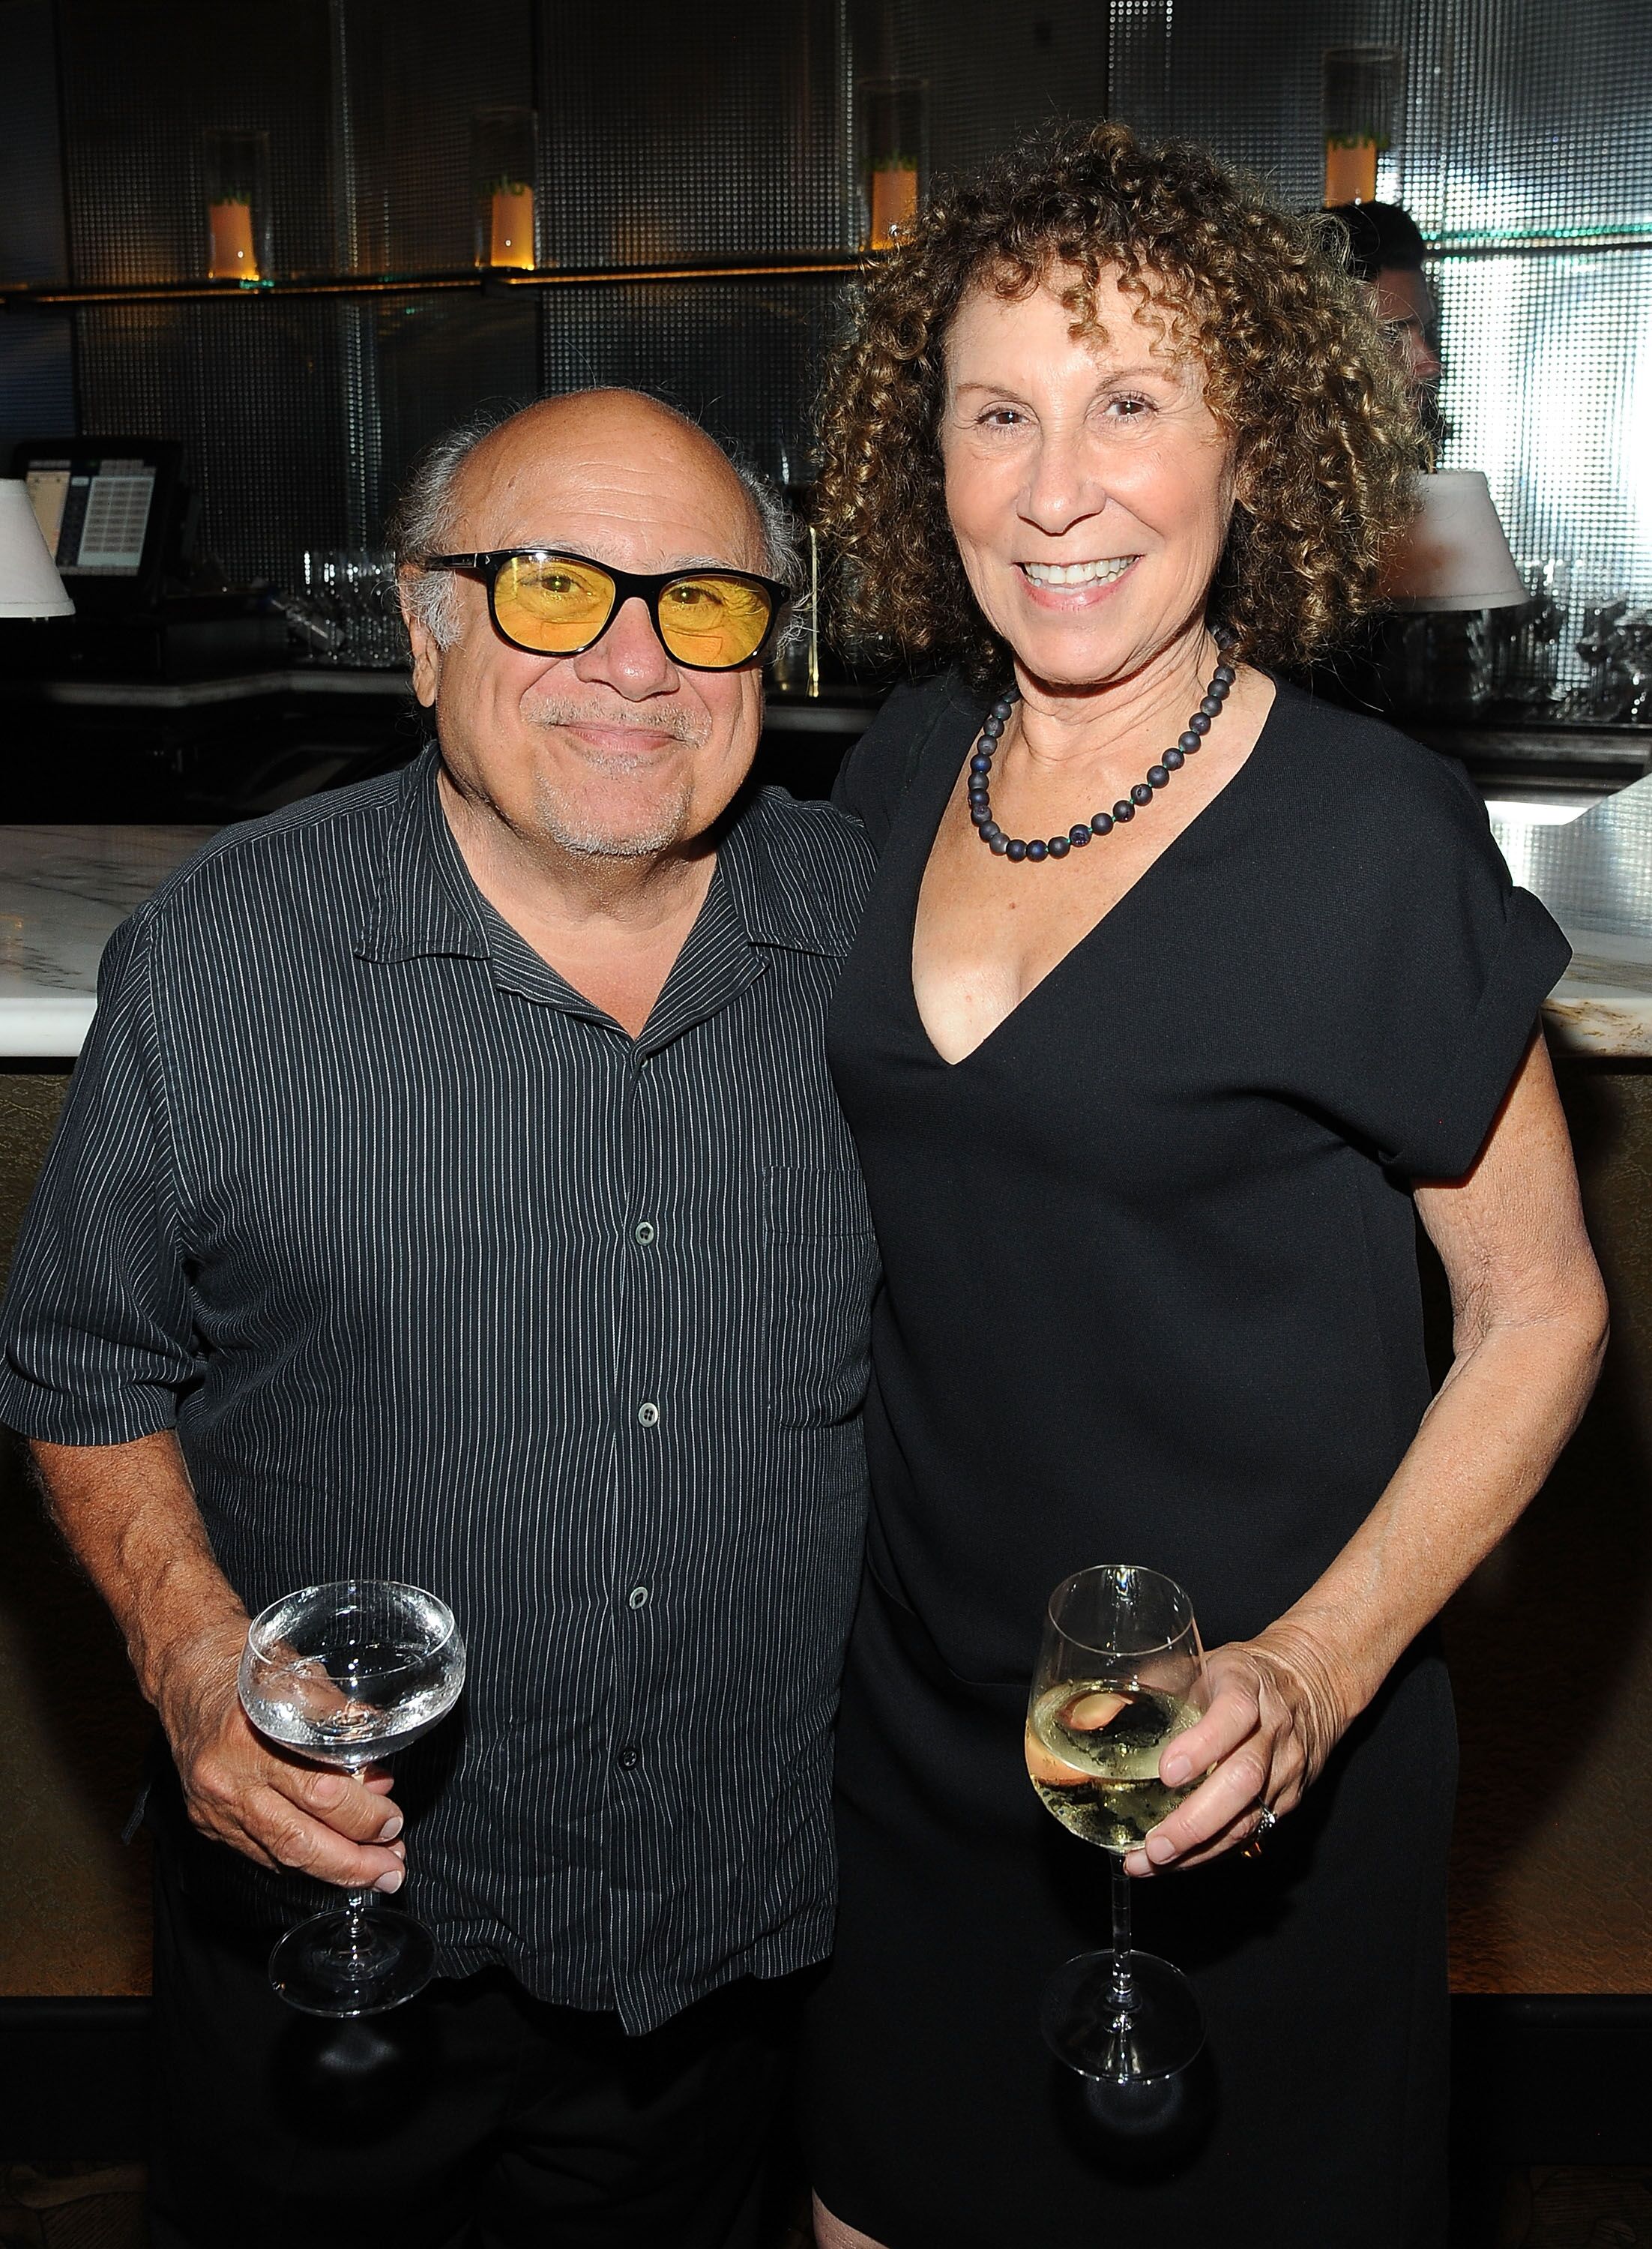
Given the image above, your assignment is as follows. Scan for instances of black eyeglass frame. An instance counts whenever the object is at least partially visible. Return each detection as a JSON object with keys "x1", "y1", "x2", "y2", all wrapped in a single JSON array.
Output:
[{"x1": 421, "y1": 548, "x2": 794, "y2": 670}]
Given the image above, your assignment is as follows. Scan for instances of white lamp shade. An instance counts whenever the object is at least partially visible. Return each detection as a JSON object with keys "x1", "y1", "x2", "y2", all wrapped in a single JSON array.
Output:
[
  {"x1": 1381, "y1": 469, "x2": 1529, "y2": 613},
  {"x1": 0, "y1": 479, "x2": 75, "y2": 618}
]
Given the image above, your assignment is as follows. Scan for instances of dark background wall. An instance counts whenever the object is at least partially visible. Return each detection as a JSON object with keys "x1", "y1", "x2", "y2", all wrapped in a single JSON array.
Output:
[{"x1": 0, "y1": 0, "x2": 74, "y2": 457}]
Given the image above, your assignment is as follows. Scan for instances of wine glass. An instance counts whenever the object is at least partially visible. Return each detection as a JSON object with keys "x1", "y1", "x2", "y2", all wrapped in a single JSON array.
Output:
[
  {"x1": 238, "y1": 1578, "x2": 465, "y2": 2017},
  {"x1": 1026, "y1": 1563, "x2": 1208, "y2": 2083}
]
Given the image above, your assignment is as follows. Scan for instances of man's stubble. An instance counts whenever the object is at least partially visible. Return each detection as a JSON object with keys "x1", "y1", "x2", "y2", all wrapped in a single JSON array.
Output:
[{"x1": 520, "y1": 693, "x2": 712, "y2": 862}]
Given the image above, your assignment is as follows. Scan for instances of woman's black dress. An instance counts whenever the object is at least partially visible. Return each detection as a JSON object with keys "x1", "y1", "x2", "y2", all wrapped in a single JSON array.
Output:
[{"x1": 804, "y1": 674, "x2": 1570, "y2": 2249}]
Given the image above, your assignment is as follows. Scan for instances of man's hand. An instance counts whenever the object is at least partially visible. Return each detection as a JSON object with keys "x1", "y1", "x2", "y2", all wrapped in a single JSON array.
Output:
[
  {"x1": 29, "y1": 1433, "x2": 408, "y2": 1891},
  {"x1": 155, "y1": 1613, "x2": 407, "y2": 1890}
]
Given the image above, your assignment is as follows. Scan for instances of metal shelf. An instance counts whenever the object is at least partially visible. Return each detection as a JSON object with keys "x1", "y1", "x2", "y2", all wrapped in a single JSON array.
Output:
[
  {"x1": 0, "y1": 253, "x2": 871, "y2": 313},
  {"x1": 1432, "y1": 226, "x2": 1652, "y2": 260}
]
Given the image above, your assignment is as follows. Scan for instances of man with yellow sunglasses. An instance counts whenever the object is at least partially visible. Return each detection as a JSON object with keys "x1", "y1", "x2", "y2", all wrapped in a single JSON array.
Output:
[{"x1": 2, "y1": 390, "x2": 878, "y2": 2245}]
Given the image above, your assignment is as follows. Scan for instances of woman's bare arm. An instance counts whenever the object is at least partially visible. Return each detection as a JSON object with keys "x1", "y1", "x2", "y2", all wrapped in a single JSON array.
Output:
[{"x1": 1130, "y1": 1033, "x2": 1608, "y2": 1872}]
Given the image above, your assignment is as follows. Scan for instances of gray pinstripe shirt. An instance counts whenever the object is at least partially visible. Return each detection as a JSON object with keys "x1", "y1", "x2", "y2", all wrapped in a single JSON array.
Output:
[{"x1": 0, "y1": 749, "x2": 879, "y2": 2032}]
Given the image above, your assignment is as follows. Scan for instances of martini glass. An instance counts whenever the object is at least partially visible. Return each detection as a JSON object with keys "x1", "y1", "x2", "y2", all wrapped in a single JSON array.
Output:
[
  {"x1": 1025, "y1": 1563, "x2": 1207, "y2": 2083},
  {"x1": 239, "y1": 1578, "x2": 465, "y2": 2017}
]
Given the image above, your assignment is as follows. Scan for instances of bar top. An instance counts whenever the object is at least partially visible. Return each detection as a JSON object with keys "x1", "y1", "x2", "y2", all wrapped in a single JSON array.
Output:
[
  {"x1": 0, "y1": 821, "x2": 1648, "y2": 1061},
  {"x1": 0, "y1": 825, "x2": 214, "y2": 1056}
]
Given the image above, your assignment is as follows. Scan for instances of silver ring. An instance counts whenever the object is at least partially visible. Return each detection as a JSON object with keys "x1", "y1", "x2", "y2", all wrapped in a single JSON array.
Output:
[{"x1": 1241, "y1": 1803, "x2": 1277, "y2": 1859}]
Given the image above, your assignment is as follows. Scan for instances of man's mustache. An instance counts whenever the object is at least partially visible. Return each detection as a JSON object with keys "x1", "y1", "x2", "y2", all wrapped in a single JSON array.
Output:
[{"x1": 521, "y1": 696, "x2": 711, "y2": 749}]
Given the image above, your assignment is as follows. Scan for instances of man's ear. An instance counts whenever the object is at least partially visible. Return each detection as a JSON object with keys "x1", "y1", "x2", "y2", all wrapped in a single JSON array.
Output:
[{"x1": 400, "y1": 569, "x2": 442, "y2": 708}]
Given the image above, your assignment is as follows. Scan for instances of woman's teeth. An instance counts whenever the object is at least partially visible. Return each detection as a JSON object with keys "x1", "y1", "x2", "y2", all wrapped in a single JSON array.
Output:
[{"x1": 1022, "y1": 557, "x2": 1136, "y2": 588}]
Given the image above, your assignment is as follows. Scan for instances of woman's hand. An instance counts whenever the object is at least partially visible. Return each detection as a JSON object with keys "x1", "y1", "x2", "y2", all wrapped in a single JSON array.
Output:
[{"x1": 1121, "y1": 1626, "x2": 1354, "y2": 1876}]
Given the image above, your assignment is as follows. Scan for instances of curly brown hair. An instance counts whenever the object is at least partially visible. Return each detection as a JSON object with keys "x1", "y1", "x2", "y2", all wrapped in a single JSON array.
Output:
[{"x1": 815, "y1": 120, "x2": 1420, "y2": 684}]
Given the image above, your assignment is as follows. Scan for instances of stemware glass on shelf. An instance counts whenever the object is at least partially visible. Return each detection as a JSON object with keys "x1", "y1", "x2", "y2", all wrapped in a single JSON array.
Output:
[
  {"x1": 238, "y1": 1577, "x2": 465, "y2": 2017},
  {"x1": 1025, "y1": 1563, "x2": 1208, "y2": 2084}
]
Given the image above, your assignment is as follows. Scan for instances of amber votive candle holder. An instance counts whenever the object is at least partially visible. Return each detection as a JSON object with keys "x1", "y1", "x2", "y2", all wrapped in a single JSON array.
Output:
[
  {"x1": 203, "y1": 129, "x2": 271, "y2": 281},
  {"x1": 857, "y1": 78, "x2": 928, "y2": 251},
  {"x1": 473, "y1": 108, "x2": 540, "y2": 271}
]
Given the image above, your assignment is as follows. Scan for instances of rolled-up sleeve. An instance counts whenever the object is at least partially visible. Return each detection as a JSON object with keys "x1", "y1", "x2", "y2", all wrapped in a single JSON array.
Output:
[
  {"x1": 0, "y1": 911, "x2": 201, "y2": 1442},
  {"x1": 1275, "y1": 741, "x2": 1571, "y2": 1186}
]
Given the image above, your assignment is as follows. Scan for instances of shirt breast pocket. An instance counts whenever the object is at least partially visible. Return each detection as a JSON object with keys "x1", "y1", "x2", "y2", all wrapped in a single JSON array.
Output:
[{"x1": 764, "y1": 1165, "x2": 879, "y2": 1430}]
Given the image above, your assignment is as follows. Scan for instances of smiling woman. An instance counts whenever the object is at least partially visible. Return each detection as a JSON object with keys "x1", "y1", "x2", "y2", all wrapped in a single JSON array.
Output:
[
  {"x1": 817, "y1": 120, "x2": 1419, "y2": 686},
  {"x1": 802, "y1": 121, "x2": 1604, "y2": 2249}
]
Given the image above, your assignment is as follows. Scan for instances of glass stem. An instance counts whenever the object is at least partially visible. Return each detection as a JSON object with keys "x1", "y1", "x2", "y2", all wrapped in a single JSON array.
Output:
[
  {"x1": 343, "y1": 1888, "x2": 374, "y2": 1957},
  {"x1": 1110, "y1": 1856, "x2": 1137, "y2": 2020}
]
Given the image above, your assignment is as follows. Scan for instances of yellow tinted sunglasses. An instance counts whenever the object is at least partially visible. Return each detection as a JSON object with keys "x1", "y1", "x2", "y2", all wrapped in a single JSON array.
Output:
[{"x1": 422, "y1": 548, "x2": 792, "y2": 671}]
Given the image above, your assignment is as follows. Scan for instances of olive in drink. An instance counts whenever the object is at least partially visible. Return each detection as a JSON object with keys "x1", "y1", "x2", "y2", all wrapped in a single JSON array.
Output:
[{"x1": 1026, "y1": 1680, "x2": 1201, "y2": 1853}]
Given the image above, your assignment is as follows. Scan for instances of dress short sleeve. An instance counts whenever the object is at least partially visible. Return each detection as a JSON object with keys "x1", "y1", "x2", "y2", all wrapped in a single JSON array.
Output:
[{"x1": 1289, "y1": 717, "x2": 1570, "y2": 1181}]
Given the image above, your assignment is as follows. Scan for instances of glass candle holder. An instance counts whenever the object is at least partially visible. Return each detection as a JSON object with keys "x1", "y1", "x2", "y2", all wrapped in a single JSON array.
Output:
[
  {"x1": 472, "y1": 108, "x2": 539, "y2": 271},
  {"x1": 1321, "y1": 46, "x2": 1402, "y2": 205},
  {"x1": 857, "y1": 78, "x2": 928, "y2": 251},
  {"x1": 204, "y1": 129, "x2": 271, "y2": 282}
]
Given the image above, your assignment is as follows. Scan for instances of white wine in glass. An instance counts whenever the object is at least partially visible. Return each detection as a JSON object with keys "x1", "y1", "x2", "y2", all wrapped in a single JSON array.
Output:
[
  {"x1": 1027, "y1": 1563, "x2": 1207, "y2": 2083},
  {"x1": 1027, "y1": 1679, "x2": 1202, "y2": 1853}
]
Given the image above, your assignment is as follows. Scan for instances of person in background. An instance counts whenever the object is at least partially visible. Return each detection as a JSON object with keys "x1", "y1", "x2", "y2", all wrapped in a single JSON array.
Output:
[
  {"x1": 0, "y1": 389, "x2": 878, "y2": 2248},
  {"x1": 1324, "y1": 198, "x2": 1444, "y2": 446}
]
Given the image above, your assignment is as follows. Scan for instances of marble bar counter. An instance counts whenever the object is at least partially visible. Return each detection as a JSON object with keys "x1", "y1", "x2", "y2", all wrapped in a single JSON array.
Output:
[
  {"x1": 0, "y1": 818, "x2": 1649, "y2": 1060},
  {"x1": 0, "y1": 826, "x2": 215, "y2": 1056},
  {"x1": 1540, "y1": 930, "x2": 1652, "y2": 1059}
]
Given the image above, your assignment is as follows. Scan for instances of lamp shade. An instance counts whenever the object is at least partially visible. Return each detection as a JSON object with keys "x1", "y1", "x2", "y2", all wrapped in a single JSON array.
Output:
[
  {"x1": 1382, "y1": 469, "x2": 1529, "y2": 612},
  {"x1": 0, "y1": 481, "x2": 74, "y2": 618}
]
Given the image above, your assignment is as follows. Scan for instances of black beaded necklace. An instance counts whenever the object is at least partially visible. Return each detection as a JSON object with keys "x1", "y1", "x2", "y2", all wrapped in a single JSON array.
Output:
[{"x1": 968, "y1": 636, "x2": 1238, "y2": 864}]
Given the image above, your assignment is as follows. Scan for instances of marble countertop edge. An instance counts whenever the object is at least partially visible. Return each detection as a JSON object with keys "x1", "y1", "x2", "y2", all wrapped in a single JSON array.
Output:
[
  {"x1": 0, "y1": 996, "x2": 98, "y2": 1059},
  {"x1": 1, "y1": 829, "x2": 1652, "y2": 1063}
]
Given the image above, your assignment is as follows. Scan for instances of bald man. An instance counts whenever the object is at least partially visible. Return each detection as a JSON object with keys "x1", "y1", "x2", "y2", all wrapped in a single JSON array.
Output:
[{"x1": 0, "y1": 392, "x2": 879, "y2": 2246}]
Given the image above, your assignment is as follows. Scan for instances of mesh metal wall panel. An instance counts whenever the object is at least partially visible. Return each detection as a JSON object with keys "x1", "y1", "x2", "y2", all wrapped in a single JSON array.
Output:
[
  {"x1": 0, "y1": 0, "x2": 70, "y2": 280},
  {"x1": 1109, "y1": 0, "x2": 1652, "y2": 237},
  {"x1": 359, "y1": 0, "x2": 535, "y2": 275},
  {"x1": 537, "y1": 279, "x2": 851, "y2": 487},
  {"x1": 1438, "y1": 250, "x2": 1652, "y2": 620},
  {"x1": 537, "y1": 3, "x2": 851, "y2": 264},
  {"x1": 376, "y1": 292, "x2": 540, "y2": 505},
  {"x1": 0, "y1": 4, "x2": 73, "y2": 470},
  {"x1": 35, "y1": 0, "x2": 1652, "y2": 645},
  {"x1": 0, "y1": 313, "x2": 76, "y2": 465},
  {"x1": 57, "y1": 0, "x2": 336, "y2": 285},
  {"x1": 72, "y1": 300, "x2": 355, "y2": 588},
  {"x1": 863, "y1": 1, "x2": 1111, "y2": 180}
]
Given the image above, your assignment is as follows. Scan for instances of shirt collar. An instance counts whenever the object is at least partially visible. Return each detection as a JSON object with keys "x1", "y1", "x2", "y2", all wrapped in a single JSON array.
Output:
[
  {"x1": 355, "y1": 749, "x2": 853, "y2": 1053},
  {"x1": 355, "y1": 748, "x2": 492, "y2": 966},
  {"x1": 712, "y1": 786, "x2": 860, "y2": 962},
  {"x1": 358, "y1": 747, "x2": 855, "y2": 972}
]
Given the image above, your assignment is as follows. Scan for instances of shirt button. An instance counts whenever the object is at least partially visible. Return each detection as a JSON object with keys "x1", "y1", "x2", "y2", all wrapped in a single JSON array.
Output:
[
  {"x1": 627, "y1": 1585, "x2": 651, "y2": 1610},
  {"x1": 633, "y1": 1220, "x2": 656, "y2": 1246},
  {"x1": 636, "y1": 1400, "x2": 660, "y2": 1427},
  {"x1": 616, "y1": 1745, "x2": 641, "y2": 1770}
]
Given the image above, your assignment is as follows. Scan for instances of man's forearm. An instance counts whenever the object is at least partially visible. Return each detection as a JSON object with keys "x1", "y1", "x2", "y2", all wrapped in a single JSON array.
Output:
[
  {"x1": 31, "y1": 1430, "x2": 247, "y2": 1713},
  {"x1": 29, "y1": 1430, "x2": 407, "y2": 1886}
]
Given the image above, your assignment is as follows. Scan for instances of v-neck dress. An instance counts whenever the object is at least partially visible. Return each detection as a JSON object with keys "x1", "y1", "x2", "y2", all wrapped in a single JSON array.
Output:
[{"x1": 804, "y1": 673, "x2": 1570, "y2": 2249}]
